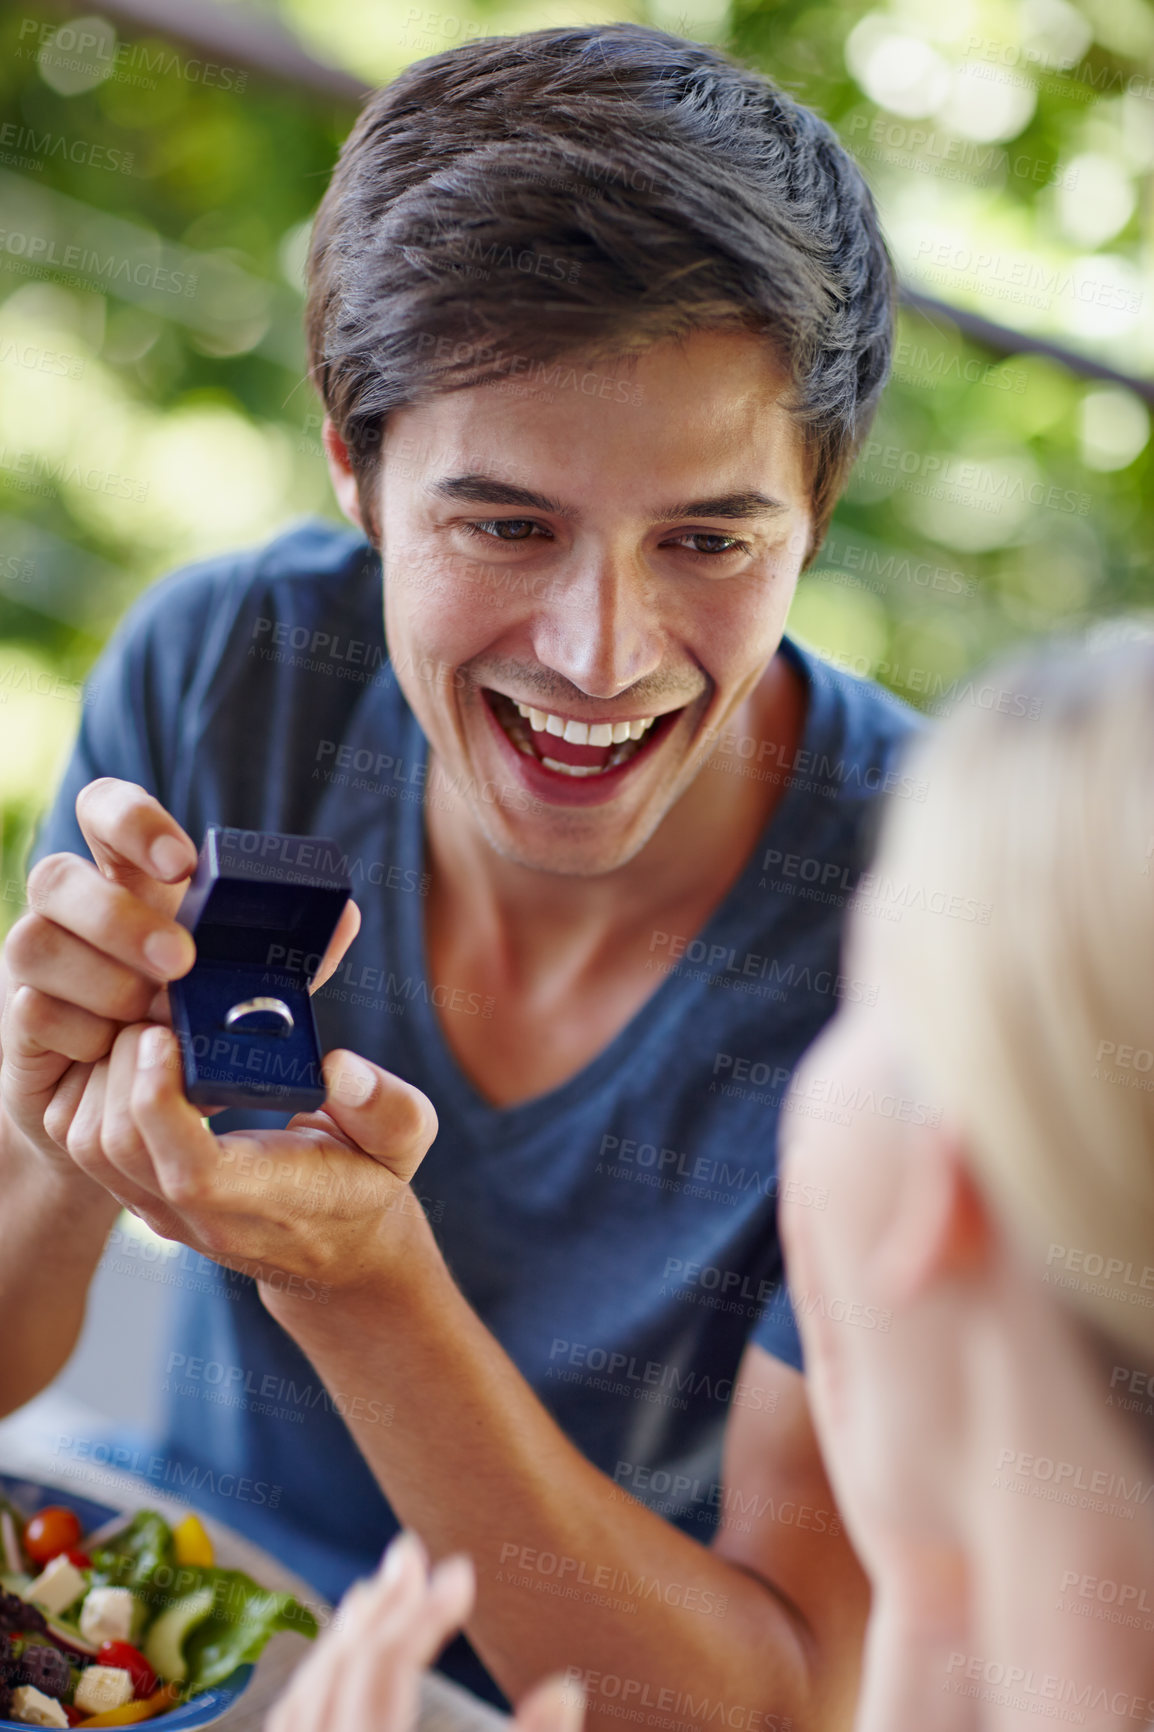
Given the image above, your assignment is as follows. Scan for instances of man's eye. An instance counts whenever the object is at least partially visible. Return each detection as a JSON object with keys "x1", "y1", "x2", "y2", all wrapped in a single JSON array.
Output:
[
  {"x1": 463, "y1": 519, "x2": 548, "y2": 542},
  {"x1": 670, "y1": 532, "x2": 751, "y2": 557}
]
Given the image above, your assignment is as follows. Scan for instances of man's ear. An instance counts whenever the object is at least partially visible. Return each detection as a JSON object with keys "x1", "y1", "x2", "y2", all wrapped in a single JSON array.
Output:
[
  {"x1": 865, "y1": 1131, "x2": 992, "y2": 1308},
  {"x1": 322, "y1": 417, "x2": 366, "y2": 533}
]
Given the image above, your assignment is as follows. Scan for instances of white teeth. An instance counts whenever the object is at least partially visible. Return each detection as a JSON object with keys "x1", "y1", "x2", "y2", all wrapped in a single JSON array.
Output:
[
  {"x1": 500, "y1": 696, "x2": 660, "y2": 746},
  {"x1": 542, "y1": 758, "x2": 604, "y2": 778}
]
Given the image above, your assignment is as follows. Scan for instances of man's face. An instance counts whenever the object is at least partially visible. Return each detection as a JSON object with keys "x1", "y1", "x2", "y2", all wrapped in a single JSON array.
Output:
[{"x1": 355, "y1": 328, "x2": 811, "y2": 875}]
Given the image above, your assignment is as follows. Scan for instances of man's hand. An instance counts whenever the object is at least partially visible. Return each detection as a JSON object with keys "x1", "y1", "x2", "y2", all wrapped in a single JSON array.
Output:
[
  {"x1": 0, "y1": 777, "x2": 360, "y2": 1171},
  {"x1": 57, "y1": 1019, "x2": 439, "y2": 1303},
  {"x1": 266, "y1": 1531, "x2": 584, "y2": 1732},
  {"x1": 0, "y1": 775, "x2": 431, "y2": 1414}
]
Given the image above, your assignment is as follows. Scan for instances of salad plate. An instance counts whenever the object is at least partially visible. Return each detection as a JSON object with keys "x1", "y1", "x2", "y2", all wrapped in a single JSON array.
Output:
[{"x1": 0, "y1": 1473, "x2": 317, "y2": 1731}]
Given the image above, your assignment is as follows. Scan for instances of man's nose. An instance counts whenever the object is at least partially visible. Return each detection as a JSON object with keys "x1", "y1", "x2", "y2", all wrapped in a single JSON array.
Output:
[{"x1": 530, "y1": 551, "x2": 664, "y2": 700}]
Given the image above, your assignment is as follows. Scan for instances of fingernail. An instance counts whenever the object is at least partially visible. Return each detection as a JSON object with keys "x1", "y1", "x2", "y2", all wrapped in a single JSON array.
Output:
[
  {"x1": 332, "y1": 1580, "x2": 372, "y2": 1631},
  {"x1": 138, "y1": 1024, "x2": 174, "y2": 1070},
  {"x1": 429, "y1": 1553, "x2": 474, "y2": 1601},
  {"x1": 143, "y1": 928, "x2": 193, "y2": 979},
  {"x1": 327, "y1": 1051, "x2": 376, "y2": 1107},
  {"x1": 150, "y1": 835, "x2": 196, "y2": 881},
  {"x1": 535, "y1": 1676, "x2": 586, "y2": 1732},
  {"x1": 380, "y1": 1530, "x2": 419, "y2": 1588}
]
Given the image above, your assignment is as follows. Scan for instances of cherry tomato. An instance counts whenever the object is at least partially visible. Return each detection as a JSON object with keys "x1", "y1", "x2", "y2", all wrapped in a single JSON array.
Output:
[
  {"x1": 23, "y1": 1506, "x2": 82, "y2": 1565},
  {"x1": 66, "y1": 1549, "x2": 92, "y2": 1569},
  {"x1": 96, "y1": 1641, "x2": 158, "y2": 1699}
]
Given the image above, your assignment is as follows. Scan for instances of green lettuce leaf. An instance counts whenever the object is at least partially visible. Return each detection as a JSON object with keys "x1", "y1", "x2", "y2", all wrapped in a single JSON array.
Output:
[
  {"x1": 87, "y1": 1516, "x2": 317, "y2": 1692},
  {"x1": 89, "y1": 1511, "x2": 176, "y2": 1597},
  {"x1": 176, "y1": 1569, "x2": 318, "y2": 1694}
]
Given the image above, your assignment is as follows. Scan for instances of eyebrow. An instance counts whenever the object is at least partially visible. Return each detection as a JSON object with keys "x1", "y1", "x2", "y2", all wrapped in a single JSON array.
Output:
[{"x1": 429, "y1": 474, "x2": 788, "y2": 521}]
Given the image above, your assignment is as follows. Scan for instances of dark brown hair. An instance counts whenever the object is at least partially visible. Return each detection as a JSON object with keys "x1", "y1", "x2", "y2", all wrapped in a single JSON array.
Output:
[{"x1": 306, "y1": 22, "x2": 895, "y2": 560}]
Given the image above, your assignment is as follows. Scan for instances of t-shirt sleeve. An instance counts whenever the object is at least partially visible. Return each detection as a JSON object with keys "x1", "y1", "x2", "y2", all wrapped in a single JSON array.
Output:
[
  {"x1": 749, "y1": 1271, "x2": 805, "y2": 1374},
  {"x1": 25, "y1": 563, "x2": 227, "y2": 873},
  {"x1": 28, "y1": 643, "x2": 158, "y2": 870}
]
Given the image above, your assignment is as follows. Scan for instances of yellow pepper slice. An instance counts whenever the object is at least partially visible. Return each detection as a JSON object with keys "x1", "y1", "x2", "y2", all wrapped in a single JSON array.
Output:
[
  {"x1": 76, "y1": 1683, "x2": 182, "y2": 1726},
  {"x1": 172, "y1": 1513, "x2": 214, "y2": 1568}
]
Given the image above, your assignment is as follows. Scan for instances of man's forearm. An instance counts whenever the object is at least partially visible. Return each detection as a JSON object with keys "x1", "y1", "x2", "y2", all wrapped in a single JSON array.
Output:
[
  {"x1": 0, "y1": 1112, "x2": 119, "y2": 1416},
  {"x1": 263, "y1": 1260, "x2": 822, "y2": 1732}
]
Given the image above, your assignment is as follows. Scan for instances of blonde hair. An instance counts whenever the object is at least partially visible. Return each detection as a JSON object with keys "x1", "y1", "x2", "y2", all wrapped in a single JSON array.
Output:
[{"x1": 874, "y1": 632, "x2": 1154, "y2": 1361}]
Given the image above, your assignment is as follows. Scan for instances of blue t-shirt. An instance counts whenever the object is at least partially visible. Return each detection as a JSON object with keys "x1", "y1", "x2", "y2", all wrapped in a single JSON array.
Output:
[{"x1": 30, "y1": 520, "x2": 920, "y2": 1704}]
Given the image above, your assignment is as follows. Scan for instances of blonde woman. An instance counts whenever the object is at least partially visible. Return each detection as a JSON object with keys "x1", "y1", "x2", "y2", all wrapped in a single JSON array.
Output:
[
  {"x1": 780, "y1": 632, "x2": 1154, "y2": 1732},
  {"x1": 273, "y1": 633, "x2": 1154, "y2": 1732}
]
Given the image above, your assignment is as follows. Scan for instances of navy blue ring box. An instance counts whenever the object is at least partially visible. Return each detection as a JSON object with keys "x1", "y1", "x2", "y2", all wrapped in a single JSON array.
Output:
[{"x1": 168, "y1": 826, "x2": 352, "y2": 1113}]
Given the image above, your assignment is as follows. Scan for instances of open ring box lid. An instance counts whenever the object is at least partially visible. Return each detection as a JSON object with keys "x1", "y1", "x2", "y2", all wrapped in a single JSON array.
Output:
[{"x1": 168, "y1": 826, "x2": 352, "y2": 1113}]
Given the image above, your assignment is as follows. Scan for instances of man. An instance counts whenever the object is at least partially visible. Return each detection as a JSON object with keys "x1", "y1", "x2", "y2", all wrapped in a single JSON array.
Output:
[{"x1": 0, "y1": 23, "x2": 917, "y2": 1731}]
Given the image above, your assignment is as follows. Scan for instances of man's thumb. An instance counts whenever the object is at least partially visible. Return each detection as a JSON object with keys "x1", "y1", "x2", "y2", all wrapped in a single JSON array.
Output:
[{"x1": 320, "y1": 1049, "x2": 438, "y2": 1183}]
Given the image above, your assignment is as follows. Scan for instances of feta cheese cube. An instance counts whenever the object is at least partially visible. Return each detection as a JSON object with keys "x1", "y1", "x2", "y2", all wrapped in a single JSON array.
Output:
[
  {"x1": 8, "y1": 1684, "x2": 69, "y2": 1727},
  {"x1": 73, "y1": 1665, "x2": 136, "y2": 1715},
  {"x1": 79, "y1": 1584, "x2": 138, "y2": 1645},
  {"x1": 24, "y1": 1554, "x2": 87, "y2": 1617}
]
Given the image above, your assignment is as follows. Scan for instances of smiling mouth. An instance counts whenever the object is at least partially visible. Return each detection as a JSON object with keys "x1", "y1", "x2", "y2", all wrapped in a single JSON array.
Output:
[{"x1": 484, "y1": 689, "x2": 680, "y2": 778}]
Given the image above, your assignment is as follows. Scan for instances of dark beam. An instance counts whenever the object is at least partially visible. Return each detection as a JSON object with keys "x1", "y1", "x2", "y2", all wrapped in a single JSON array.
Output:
[
  {"x1": 41, "y1": 0, "x2": 369, "y2": 104},
  {"x1": 899, "y1": 287, "x2": 1154, "y2": 405}
]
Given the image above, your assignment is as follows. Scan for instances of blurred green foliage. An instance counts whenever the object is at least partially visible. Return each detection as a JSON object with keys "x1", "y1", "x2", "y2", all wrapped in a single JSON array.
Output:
[
  {"x1": 727, "y1": 0, "x2": 1153, "y2": 706},
  {"x1": 0, "y1": 0, "x2": 1150, "y2": 923}
]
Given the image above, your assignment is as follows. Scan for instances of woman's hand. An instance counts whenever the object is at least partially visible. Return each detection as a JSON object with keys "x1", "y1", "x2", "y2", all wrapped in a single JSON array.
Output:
[{"x1": 266, "y1": 1532, "x2": 585, "y2": 1732}]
